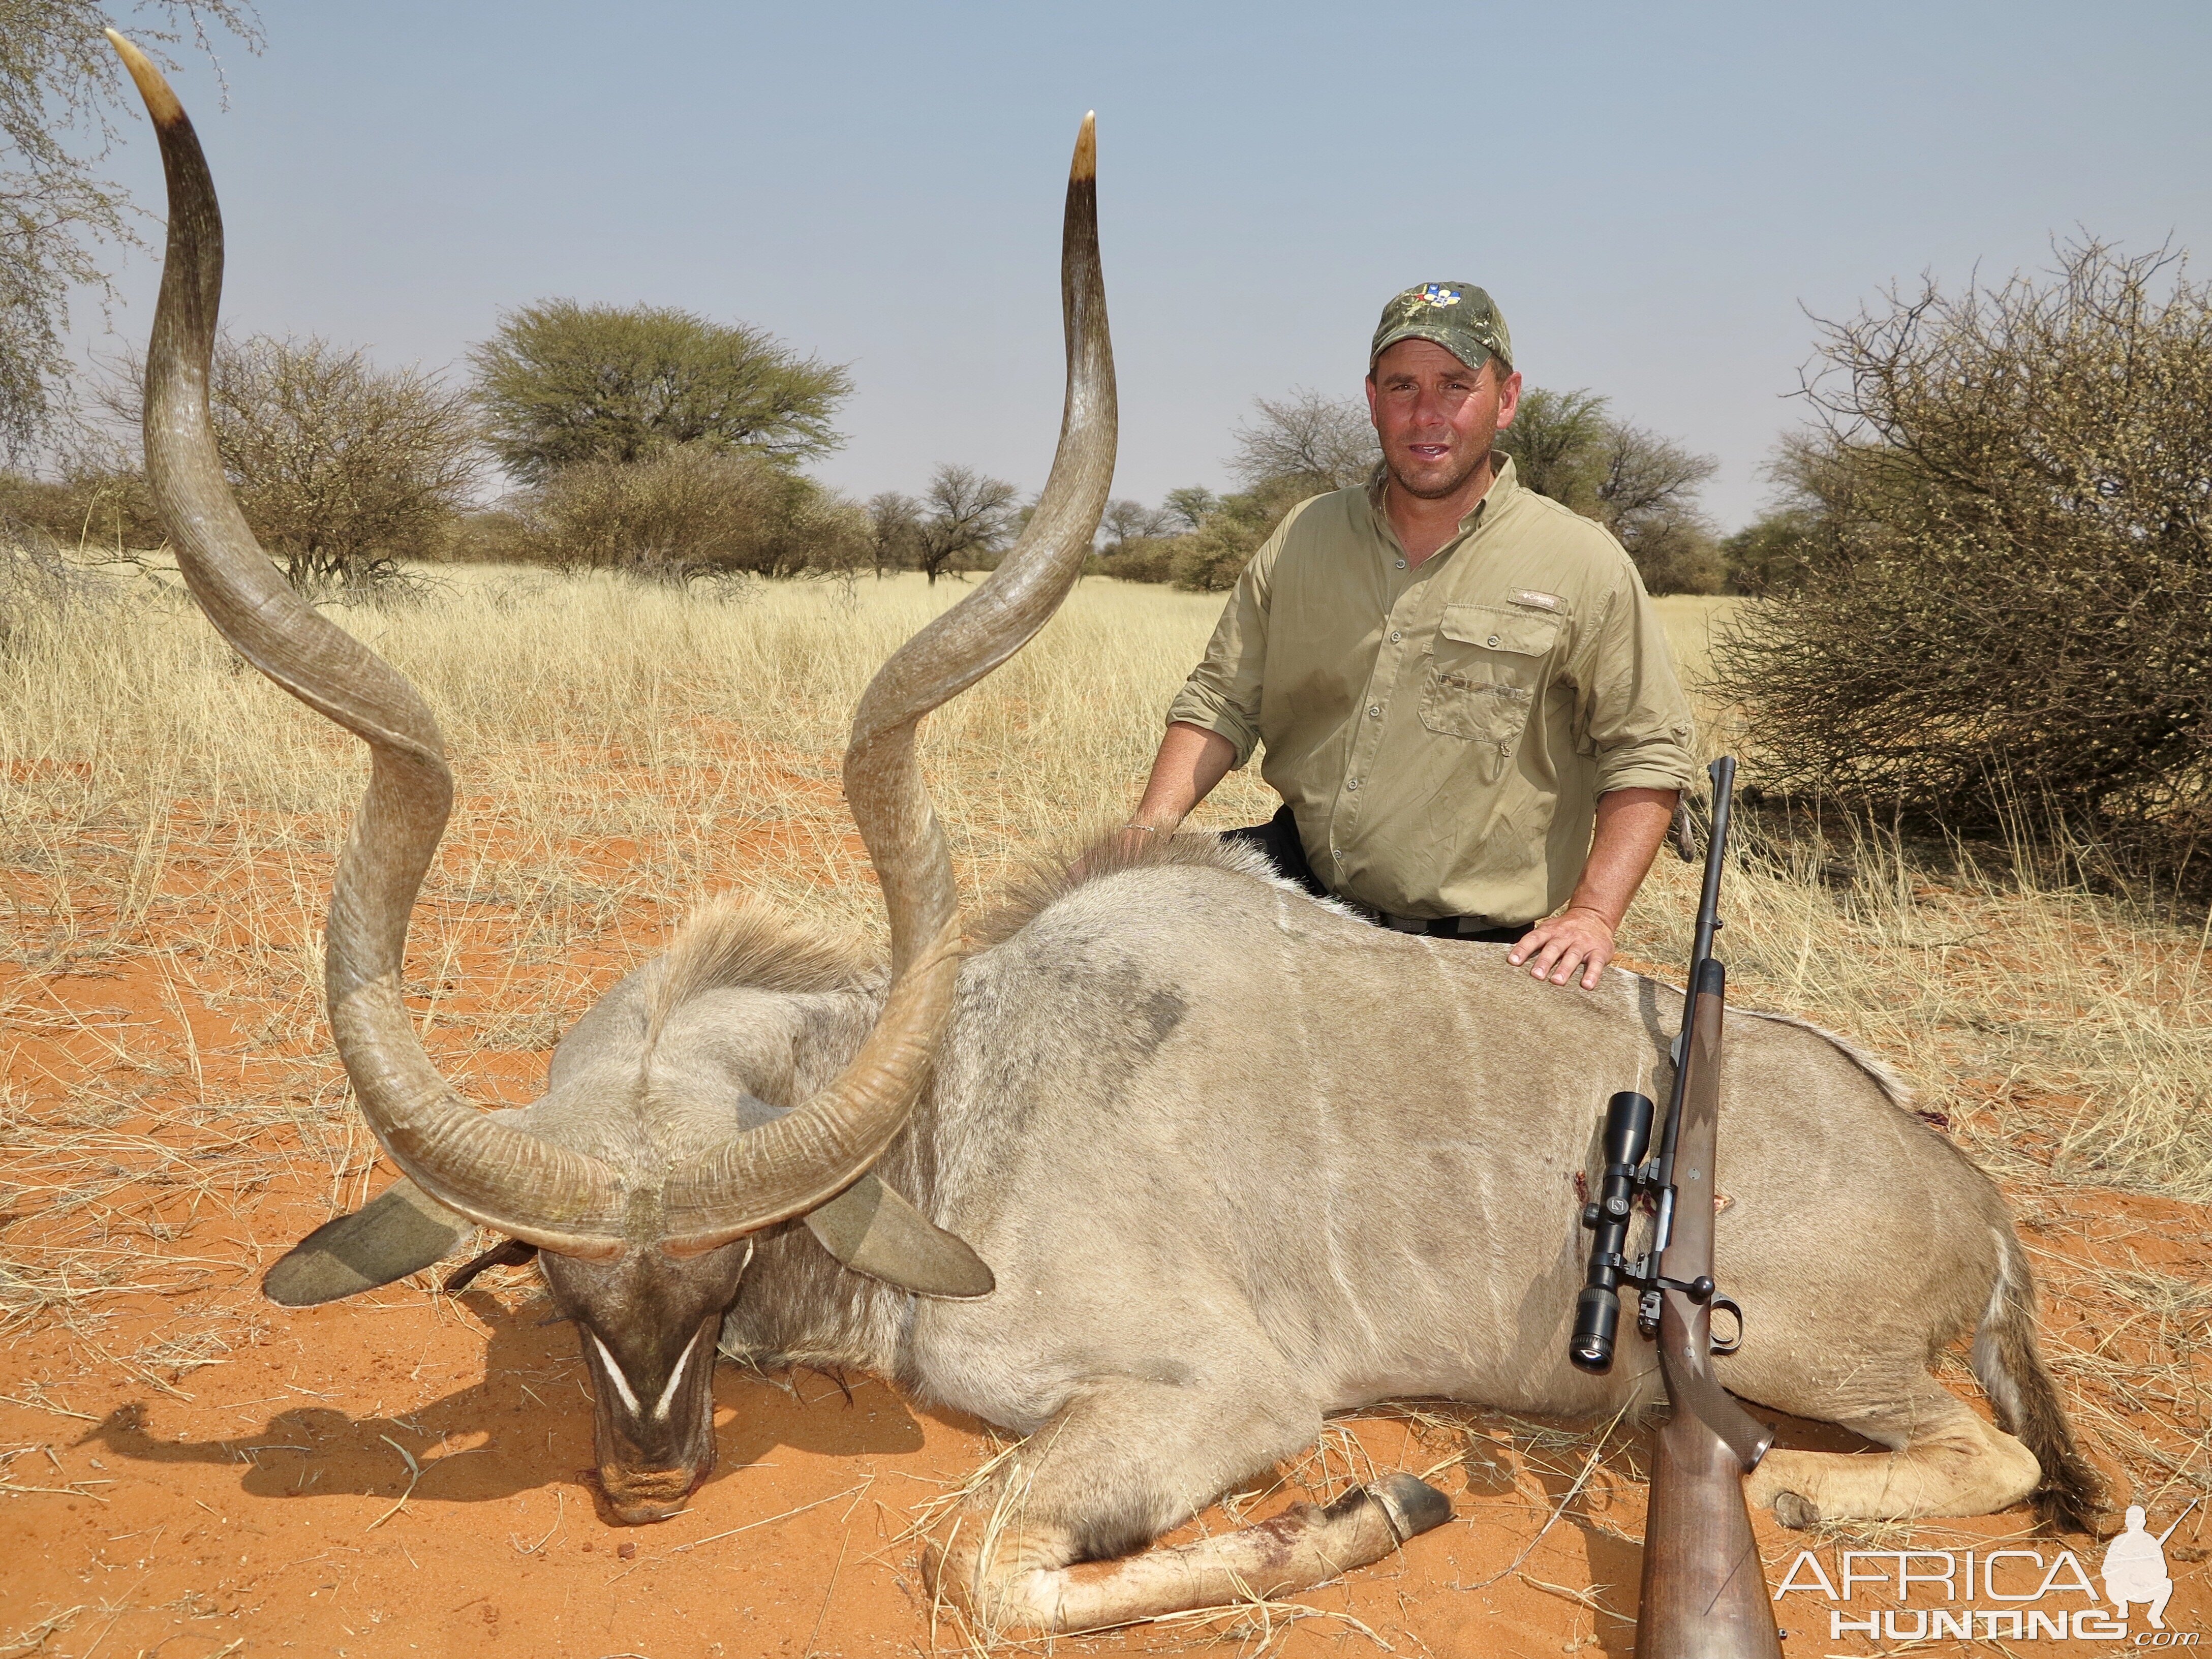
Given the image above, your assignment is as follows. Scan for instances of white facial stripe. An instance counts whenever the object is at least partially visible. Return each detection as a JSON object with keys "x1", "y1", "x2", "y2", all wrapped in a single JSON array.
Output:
[
  {"x1": 651, "y1": 1327, "x2": 699, "y2": 1421},
  {"x1": 588, "y1": 1329, "x2": 641, "y2": 1416}
]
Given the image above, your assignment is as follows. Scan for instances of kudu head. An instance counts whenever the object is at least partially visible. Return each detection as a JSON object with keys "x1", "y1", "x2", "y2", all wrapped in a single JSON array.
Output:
[{"x1": 109, "y1": 32, "x2": 1114, "y2": 1523}]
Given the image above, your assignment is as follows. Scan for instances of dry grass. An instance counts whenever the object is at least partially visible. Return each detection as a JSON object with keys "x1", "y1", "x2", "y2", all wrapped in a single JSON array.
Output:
[
  {"x1": 2, "y1": 553, "x2": 2207, "y2": 1629},
  {"x1": 1619, "y1": 817, "x2": 2212, "y2": 1205},
  {"x1": 2, "y1": 562, "x2": 1281, "y2": 941}
]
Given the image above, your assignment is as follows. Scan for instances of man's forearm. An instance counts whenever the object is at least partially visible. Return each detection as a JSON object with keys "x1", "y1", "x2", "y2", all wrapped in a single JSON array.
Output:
[
  {"x1": 1510, "y1": 785, "x2": 1678, "y2": 989},
  {"x1": 1131, "y1": 722, "x2": 1239, "y2": 829},
  {"x1": 1564, "y1": 786, "x2": 1679, "y2": 928}
]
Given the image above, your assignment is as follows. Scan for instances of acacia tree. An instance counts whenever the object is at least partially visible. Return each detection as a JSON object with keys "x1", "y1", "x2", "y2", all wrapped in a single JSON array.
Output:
[
  {"x1": 866, "y1": 490, "x2": 923, "y2": 577},
  {"x1": 1161, "y1": 485, "x2": 1218, "y2": 531},
  {"x1": 510, "y1": 445, "x2": 865, "y2": 581},
  {"x1": 1498, "y1": 386, "x2": 1609, "y2": 501},
  {"x1": 911, "y1": 464, "x2": 1017, "y2": 583},
  {"x1": 1228, "y1": 389, "x2": 1377, "y2": 493},
  {"x1": 1496, "y1": 386, "x2": 1721, "y2": 593},
  {"x1": 213, "y1": 335, "x2": 480, "y2": 587},
  {"x1": 1717, "y1": 239, "x2": 2212, "y2": 883},
  {"x1": 1, "y1": 2, "x2": 260, "y2": 454},
  {"x1": 1098, "y1": 498, "x2": 1171, "y2": 547},
  {"x1": 470, "y1": 300, "x2": 850, "y2": 483},
  {"x1": 101, "y1": 333, "x2": 480, "y2": 587},
  {"x1": 1111, "y1": 392, "x2": 1378, "y2": 592}
]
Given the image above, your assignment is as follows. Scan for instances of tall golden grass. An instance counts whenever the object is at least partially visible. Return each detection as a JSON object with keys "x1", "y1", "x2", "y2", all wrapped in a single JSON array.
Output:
[{"x1": 3, "y1": 564, "x2": 2204, "y2": 1201}]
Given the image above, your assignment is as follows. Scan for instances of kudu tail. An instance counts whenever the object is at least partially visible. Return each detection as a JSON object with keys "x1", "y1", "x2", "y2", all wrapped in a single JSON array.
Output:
[{"x1": 1969, "y1": 1226, "x2": 2103, "y2": 1532}]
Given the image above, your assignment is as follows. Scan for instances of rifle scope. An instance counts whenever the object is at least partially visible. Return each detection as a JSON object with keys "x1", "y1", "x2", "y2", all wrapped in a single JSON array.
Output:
[{"x1": 1570, "y1": 1089, "x2": 1655, "y2": 1373}]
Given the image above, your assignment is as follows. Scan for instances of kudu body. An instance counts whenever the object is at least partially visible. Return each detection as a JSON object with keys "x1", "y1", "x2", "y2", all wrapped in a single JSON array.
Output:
[{"x1": 113, "y1": 35, "x2": 2096, "y2": 1636}]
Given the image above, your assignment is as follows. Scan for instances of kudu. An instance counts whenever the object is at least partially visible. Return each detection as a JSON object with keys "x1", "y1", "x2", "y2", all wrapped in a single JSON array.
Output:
[{"x1": 114, "y1": 35, "x2": 2097, "y2": 1636}]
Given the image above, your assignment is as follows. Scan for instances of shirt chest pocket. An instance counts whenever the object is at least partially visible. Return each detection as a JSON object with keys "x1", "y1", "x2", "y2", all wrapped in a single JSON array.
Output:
[{"x1": 1418, "y1": 604, "x2": 1561, "y2": 744}]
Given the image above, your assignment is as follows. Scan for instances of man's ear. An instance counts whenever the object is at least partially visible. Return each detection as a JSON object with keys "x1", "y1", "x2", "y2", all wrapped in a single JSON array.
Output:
[
  {"x1": 262, "y1": 1178, "x2": 474, "y2": 1306},
  {"x1": 1493, "y1": 364, "x2": 1523, "y2": 429},
  {"x1": 803, "y1": 1172, "x2": 994, "y2": 1300}
]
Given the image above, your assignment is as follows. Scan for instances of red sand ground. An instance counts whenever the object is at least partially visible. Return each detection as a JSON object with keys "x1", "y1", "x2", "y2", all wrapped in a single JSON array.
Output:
[{"x1": 4, "y1": 817, "x2": 2207, "y2": 1657}]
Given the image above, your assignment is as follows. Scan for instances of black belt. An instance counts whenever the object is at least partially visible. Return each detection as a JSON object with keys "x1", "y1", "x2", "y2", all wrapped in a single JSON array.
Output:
[{"x1": 1358, "y1": 908, "x2": 1534, "y2": 944}]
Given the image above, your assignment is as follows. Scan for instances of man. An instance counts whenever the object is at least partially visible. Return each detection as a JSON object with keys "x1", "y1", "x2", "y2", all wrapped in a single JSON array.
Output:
[
  {"x1": 2101, "y1": 1505, "x2": 2177, "y2": 1630},
  {"x1": 1124, "y1": 281, "x2": 1698, "y2": 990}
]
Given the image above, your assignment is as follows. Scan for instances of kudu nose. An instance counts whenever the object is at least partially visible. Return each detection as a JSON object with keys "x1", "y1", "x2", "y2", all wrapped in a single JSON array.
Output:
[{"x1": 600, "y1": 1459, "x2": 710, "y2": 1525}]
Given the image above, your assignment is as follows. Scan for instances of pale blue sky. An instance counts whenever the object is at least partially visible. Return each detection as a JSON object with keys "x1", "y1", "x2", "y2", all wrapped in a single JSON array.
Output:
[{"x1": 74, "y1": 1, "x2": 2212, "y2": 529}]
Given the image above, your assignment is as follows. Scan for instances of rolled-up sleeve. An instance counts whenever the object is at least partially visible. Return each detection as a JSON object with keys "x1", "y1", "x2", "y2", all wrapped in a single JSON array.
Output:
[
  {"x1": 1578, "y1": 562, "x2": 1700, "y2": 796},
  {"x1": 1163, "y1": 535, "x2": 1278, "y2": 768}
]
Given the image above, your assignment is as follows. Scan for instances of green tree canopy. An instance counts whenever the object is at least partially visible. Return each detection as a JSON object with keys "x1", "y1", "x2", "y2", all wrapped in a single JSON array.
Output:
[
  {"x1": 505, "y1": 444, "x2": 865, "y2": 581},
  {"x1": 1161, "y1": 485, "x2": 1219, "y2": 532},
  {"x1": 1496, "y1": 387, "x2": 1721, "y2": 594},
  {"x1": 1498, "y1": 387, "x2": 1610, "y2": 503},
  {"x1": 469, "y1": 300, "x2": 851, "y2": 483},
  {"x1": 1716, "y1": 500, "x2": 1818, "y2": 595}
]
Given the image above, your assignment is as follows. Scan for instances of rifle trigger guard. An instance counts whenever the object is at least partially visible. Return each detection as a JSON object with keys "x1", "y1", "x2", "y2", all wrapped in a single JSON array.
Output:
[{"x1": 1708, "y1": 1293, "x2": 1745, "y2": 1356}]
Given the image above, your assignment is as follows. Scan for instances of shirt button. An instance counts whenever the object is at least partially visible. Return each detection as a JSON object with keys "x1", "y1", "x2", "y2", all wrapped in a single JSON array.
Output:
[
  {"x1": 1367, "y1": 704, "x2": 1381, "y2": 719},
  {"x1": 1395, "y1": 558, "x2": 1407, "y2": 569},
  {"x1": 1487, "y1": 634, "x2": 1501, "y2": 647},
  {"x1": 1388, "y1": 630, "x2": 1402, "y2": 643},
  {"x1": 1346, "y1": 778, "x2": 1361, "y2": 791}
]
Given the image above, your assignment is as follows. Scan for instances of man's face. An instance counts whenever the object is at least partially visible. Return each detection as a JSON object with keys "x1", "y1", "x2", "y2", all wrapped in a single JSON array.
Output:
[{"x1": 1365, "y1": 338, "x2": 1522, "y2": 502}]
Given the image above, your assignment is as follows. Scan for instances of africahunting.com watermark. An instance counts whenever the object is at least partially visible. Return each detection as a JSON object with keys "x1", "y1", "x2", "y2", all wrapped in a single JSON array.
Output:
[{"x1": 1775, "y1": 1502, "x2": 2200, "y2": 1644}]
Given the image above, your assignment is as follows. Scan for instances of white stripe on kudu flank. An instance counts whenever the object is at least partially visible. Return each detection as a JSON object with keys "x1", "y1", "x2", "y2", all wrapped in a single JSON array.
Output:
[
  {"x1": 652, "y1": 1329, "x2": 700, "y2": 1421},
  {"x1": 588, "y1": 1329, "x2": 642, "y2": 1415}
]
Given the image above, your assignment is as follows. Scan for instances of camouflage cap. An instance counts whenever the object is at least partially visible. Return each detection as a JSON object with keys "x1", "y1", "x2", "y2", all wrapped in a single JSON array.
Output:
[{"x1": 1369, "y1": 282, "x2": 1512, "y2": 374}]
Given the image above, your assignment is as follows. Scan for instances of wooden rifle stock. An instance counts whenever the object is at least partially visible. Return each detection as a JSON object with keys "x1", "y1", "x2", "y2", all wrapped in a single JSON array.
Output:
[{"x1": 1637, "y1": 959, "x2": 1781, "y2": 1659}]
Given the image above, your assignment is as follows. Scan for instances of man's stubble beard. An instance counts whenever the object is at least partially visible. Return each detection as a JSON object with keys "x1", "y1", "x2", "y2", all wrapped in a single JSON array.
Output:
[{"x1": 1386, "y1": 439, "x2": 1495, "y2": 504}]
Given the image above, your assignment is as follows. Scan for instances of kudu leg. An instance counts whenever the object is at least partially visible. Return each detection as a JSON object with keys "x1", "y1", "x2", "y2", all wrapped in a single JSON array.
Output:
[
  {"x1": 926, "y1": 1379, "x2": 1450, "y2": 1636},
  {"x1": 1744, "y1": 1375, "x2": 2042, "y2": 1526}
]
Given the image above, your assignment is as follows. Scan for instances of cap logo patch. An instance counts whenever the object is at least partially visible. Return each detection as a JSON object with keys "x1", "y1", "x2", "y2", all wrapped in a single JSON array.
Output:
[{"x1": 1414, "y1": 284, "x2": 1461, "y2": 306}]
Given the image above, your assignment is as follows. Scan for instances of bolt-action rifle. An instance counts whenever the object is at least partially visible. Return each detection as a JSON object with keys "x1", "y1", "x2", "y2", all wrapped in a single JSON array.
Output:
[{"x1": 1568, "y1": 756, "x2": 1781, "y2": 1659}]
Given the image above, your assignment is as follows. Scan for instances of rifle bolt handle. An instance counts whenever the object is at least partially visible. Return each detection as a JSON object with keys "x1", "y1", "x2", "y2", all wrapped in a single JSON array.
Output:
[{"x1": 1688, "y1": 1275, "x2": 1715, "y2": 1304}]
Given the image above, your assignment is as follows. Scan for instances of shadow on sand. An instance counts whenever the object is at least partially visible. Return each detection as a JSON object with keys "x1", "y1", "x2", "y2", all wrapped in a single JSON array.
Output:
[{"x1": 78, "y1": 1287, "x2": 930, "y2": 1520}]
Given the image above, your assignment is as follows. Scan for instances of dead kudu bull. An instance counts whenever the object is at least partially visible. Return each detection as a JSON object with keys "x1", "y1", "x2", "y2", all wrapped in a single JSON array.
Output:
[{"x1": 116, "y1": 35, "x2": 2097, "y2": 1635}]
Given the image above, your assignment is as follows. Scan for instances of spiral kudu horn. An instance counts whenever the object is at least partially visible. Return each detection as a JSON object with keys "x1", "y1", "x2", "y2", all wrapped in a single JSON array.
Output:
[
  {"x1": 109, "y1": 32, "x2": 626, "y2": 1257},
  {"x1": 656, "y1": 116, "x2": 1117, "y2": 1256}
]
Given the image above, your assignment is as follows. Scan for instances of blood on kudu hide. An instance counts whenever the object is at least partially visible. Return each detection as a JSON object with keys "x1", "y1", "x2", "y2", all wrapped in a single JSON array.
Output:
[{"x1": 108, "y1": 32, "x2": 2099, "y2": 1636}]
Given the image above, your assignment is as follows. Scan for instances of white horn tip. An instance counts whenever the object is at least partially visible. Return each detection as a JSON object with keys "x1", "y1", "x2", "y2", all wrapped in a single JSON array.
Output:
[
  {"x1": 105, "y1": 29, "x2": 185, "y2": 127},
  {"x1": 1071, "y1": 112, "x2": 1096, "y2": 183}
]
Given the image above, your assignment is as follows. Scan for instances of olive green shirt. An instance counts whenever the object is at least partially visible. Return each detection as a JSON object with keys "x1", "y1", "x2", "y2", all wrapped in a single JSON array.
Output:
[{"x1": 1165, "y1": 457, "x2": 1698, "y2": 924}]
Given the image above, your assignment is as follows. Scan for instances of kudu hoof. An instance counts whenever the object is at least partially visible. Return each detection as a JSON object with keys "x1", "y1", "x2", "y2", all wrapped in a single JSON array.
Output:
[
  {"x1": 1369, "y1": 1472, "x2": 1454, "y2": 1543},
  {"x1": 1772, "y1": 1490, "x2": 1821, "y2": 1529}
]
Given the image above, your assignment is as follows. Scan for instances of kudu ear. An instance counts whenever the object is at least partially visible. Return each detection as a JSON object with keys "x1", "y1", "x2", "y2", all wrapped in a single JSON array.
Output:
[
  {"x1": 263, "y1": 1177, "x2": 474, "y2": 1307},
  {"x1": 803, "y1": 1173, "x2": 995, "y2": 1300}
]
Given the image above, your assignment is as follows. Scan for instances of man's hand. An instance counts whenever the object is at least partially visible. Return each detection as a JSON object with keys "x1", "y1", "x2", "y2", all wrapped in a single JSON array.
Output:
[
  {"x1": 1506, "y1": 785, "x2": 1677, "y2": 990},
  {"x1": 1075, "y1": 726, "x2": 1236, "y2": 881},
  {"x1": 1509, "y1": 905, "x2": 1617, "y2": 990}
]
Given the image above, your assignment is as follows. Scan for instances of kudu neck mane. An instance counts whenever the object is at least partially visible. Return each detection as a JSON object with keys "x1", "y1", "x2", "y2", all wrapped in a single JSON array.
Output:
[
  {"x1": 641, "y1": 894, "x2": 880, "y2": 1064},
  {"x1": 684, "y1": 835, "x2": 1275, "y2": 1378},
  {"x1": 646, "y1": 832, "x2": 1271, "y2": 1044},
  {"x1": 968, "y1": 830, "x2": 1276, "y2": 951}
]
